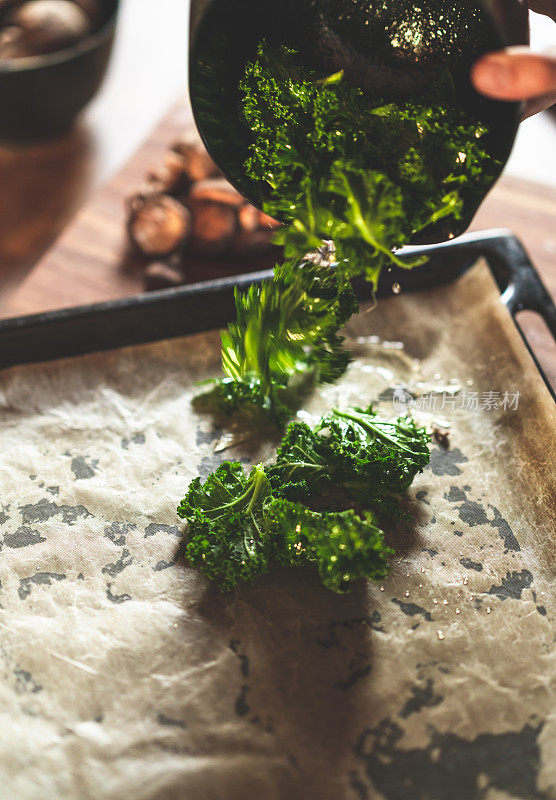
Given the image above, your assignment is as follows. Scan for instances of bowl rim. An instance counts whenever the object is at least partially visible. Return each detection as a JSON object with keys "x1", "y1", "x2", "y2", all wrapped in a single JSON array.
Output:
[{"x1": 0, "y1": 0, "x2": 120, "y2": 74}]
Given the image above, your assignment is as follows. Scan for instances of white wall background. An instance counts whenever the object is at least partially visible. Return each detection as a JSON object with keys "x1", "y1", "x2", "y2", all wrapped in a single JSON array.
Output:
[{"x1": 505, "y1": 11, "x2": 556, "y2": 185}]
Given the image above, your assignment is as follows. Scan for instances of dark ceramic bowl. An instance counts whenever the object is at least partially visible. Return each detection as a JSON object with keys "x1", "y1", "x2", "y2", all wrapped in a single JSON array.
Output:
[
  {"x1": 190, "y1": 0, "x2": 529, "y2": 244},
  {"x1": 0, "y1": 0, "x2": 119, "y2": 141}
]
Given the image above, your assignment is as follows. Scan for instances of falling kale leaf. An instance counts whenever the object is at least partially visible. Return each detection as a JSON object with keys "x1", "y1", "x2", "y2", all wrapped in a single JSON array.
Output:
[
  {"x1": 222, "y1": 259, "x2": 357, "y2": 389},
  {"x1": 198, "y1": 257, "x2": 357, "y2": 423},
  {"x1": 196, "y1": 41, "x2": 498, "y2": 423}
]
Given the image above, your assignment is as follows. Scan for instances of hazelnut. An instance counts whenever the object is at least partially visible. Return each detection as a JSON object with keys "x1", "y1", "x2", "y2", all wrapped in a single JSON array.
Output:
[
  {"x1": 188, "y1": 201, "x2": 237, "y2": 256},
  {"x1": 238, "y1": 203, "x2": 260, "y2": 233},
  {"x1": 188, "y1": 177, "x2": 244, "y2": 208},
  {"x1": 127, "y1": 194, "x2": 191, "y2": 258},
  {"x1": 171, "y1": 135, "x2": 220, "y2": 182},
  {"x1": 6, "y1": 0, "x2": 92, "y2": 56}
]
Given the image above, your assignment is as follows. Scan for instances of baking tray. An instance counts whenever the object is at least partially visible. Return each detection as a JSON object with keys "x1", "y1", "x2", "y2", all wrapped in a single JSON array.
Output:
[
  {"x1": 0, "y1": 228, "x2": 555, "y2": 399},
  {"x1": 0, "y1": 239, "x2": 554, "y2": 800}
]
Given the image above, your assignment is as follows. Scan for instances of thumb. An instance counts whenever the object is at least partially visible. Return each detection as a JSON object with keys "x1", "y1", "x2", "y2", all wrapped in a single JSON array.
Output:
[{"x1": 471, "y1": 46, "x2": 556, "y2": 101}]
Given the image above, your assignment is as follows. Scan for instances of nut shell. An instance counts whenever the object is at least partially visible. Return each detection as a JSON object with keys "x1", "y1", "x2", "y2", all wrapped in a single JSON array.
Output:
[
  {"x1": 127, "y1": 194, "x2": 191, "y2": 258},
  {"x1": 188, "y1": 177, "x2": 244, "y2": 208},
  {"x1": 188, "y1": 201, "x2": 237, "y2": 256},
  {"x1": 171, "y1": 135, "x2": 220, "y2": 182}
]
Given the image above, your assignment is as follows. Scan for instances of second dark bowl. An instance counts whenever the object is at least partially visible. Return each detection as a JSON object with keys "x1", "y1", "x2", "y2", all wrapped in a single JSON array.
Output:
[{"x1": 0, "y1": 0, "x2": 119, "y2": 141}]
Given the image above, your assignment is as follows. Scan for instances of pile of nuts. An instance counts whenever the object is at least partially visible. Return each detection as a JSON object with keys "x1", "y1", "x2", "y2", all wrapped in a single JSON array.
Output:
[
  {"x1": 0, "y1": 0, "x2": 100, "y2": 59},
  {"x1": 125, "y1": 133, "x2": 281, "y2": 291}
]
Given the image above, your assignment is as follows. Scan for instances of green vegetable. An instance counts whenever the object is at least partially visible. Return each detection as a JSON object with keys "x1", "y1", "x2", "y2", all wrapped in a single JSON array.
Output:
[
  {"x1": 178, "y1": 466, "x2": 391, "y2": 594},
  {"x1": 241, "y1": 40, "x2": 496, "y2": 286},
  {"x1": 268, "y1": 498, "x2": 392, "y2": 593},
  {"x1": 197, "y1": 42, "x2": 498, "y2": 423},
  {"x1": 222, "y1": 259, "x2": 357, "y2": 388},
  {"x1": 178, "y1": 407, "x2": 429, "y2": 593},
  {"x1": 178, "y1": 462, "x2": 273, "y2": 591},
  {"x1": 201, "y1": 257, "x2": 357, "y2": 422},
  {"x1": 193, "y1": 372, "x2": 316, "y2": 430},
  {"x1": 269, "y1": 406, "x2": 430, "y2": 514}
]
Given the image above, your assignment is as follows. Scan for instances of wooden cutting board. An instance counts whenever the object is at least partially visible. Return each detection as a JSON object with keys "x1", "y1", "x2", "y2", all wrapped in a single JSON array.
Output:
[
  {"x1": 0, "y1": 102, "x2": 283, "y2": 320},
  {"x1": 1, "y1": 100, "x2": 555, "y2": 385}
]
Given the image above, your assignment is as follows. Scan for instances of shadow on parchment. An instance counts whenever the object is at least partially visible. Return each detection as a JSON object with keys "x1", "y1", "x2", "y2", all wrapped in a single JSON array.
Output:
[
  {"x1": 185, "y1": 505, "x2": 427, "y2": 800},
  {"x1": 387, "y1": 496, "x2": 429, "y2": 557},
  {"x1": 196, "y1": 570, "x2": 374, "y2": 799}
]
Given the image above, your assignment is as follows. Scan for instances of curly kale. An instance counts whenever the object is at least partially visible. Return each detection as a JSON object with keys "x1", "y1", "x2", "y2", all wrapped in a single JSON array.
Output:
[
  {"x1": 195, "y1": 41, "x2": 498, "y2": 426},
  {"x1": 241, "y1": 40, "x2": 497, "y2": 287},
  {"x1": 178, "y1": 467, "x2": 391, "y2": 594},
  {"x1": 267, "y1": 420, "x2": 338, "y2": 501},
  {"x1": 178, "y1": 407, "x2": 429, "y2": 593},
  {"x1": 177, "y1": 462, "x2": 273, "y2": 591},
  {"x1": 267, "y1": 498, "x2": 392, "y2": 593},
  {"x1": 269, "y1": 406, "x2": 430, "y2": 514},
  {"x1": 222, "y1": 259, "x2": 357, "y2": 387},
  {"x1": 198, "y1": 257, "x2": 357, "y2": 423},
  {"x1": 318, "y1": 407, "x2": 430, "y2": 510}
]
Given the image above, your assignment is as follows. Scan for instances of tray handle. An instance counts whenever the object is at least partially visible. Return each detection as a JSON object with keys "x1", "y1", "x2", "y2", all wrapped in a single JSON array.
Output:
[
  {"x1": 401, "y1": 228, "x2": 556, "y2": 399},
  {"x1": 0, "y1": 229, "x2": 554, "y2": 400}
]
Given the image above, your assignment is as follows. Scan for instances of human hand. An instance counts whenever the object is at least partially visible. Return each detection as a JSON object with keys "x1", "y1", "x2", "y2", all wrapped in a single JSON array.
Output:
[{"x1": 471, "y1": 0, "x2": 556, "y2": 117}]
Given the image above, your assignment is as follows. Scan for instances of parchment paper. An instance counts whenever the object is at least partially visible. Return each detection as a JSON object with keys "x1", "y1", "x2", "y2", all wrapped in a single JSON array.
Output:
[{"x1": 0, "y1": 260, "x2": 554, "y2": 800}]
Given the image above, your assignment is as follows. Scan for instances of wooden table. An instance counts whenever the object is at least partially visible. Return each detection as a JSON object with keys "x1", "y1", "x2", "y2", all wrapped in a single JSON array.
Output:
[{"x1": 0, "y1": 100, "x2": 555, "y2": 390}]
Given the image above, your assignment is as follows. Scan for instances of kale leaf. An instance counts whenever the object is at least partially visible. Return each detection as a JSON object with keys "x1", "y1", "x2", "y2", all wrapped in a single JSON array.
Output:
[
  {"x1": 319, "y1": 407, "x2": 431, "y2": 510},
  {"x1": 269, "y1": 406, "x2": 430, "y2": 514},
  {"x1": 196, "y1": 42, "x2": 497, "y2": 425},
  {"x1": 200, "y1": 257, "x2": 357, "y2": 423},
  {"x1": 241, "y1": 41, "x2": 496, "y2": 287},
  {"x1": 177, "y1": 462, "x2": 273, "y2": 591},
  {"x1": 178, "y1": 407, "x2": 429, "y2": 593},
  {"x1": 178, "y1": 463, "x2": 391, "y2": 594},
  {"x1": 268, "y1": 498, "x2": 392, "y2": 594}
]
